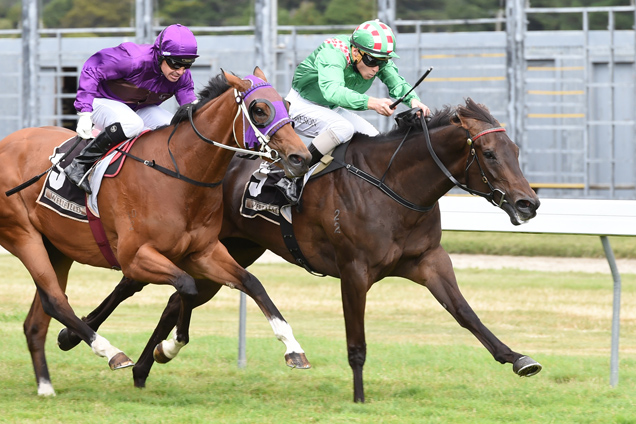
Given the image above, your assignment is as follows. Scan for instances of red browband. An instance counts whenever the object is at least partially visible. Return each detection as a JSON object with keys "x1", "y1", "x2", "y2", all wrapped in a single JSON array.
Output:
[{"x1": 470, "y1": 127, "x2": 506, "y2": 142}]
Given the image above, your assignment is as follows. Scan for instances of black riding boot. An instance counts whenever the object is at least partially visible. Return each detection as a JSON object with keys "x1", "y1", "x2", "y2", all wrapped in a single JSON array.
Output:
[
  {"x1": 307, "y1": 143, "x2": 323, "y2": 167},
  {"x1": 64, "y1": 122, "x2": 127, "y2": 194}
]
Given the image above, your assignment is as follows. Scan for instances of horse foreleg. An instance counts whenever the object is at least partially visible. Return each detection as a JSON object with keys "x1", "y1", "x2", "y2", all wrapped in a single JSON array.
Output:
[
  {"x1": 57, "y1": 277, "x2": 148, "y2": 351},
  {"x1": 413, "y1": 247, "x2": 542, "y2": 377},
  {"x1": 232, "y1": 273, "x2": 310, "y2": 369},
  {"x1": 184, "y1": 244, "x2": 310, "y2": 369},
  {"x1": 134, "y1": 280, "x2": 222, "y2": 388}
]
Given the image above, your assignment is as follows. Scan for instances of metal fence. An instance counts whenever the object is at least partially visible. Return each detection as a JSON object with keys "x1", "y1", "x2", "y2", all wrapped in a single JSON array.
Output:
[{"x1": 1, "y1": 4, "x2": 635, "y2": 200}]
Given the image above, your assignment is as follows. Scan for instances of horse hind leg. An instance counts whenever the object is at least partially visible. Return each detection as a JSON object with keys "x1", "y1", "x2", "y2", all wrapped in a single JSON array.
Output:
[
  {"x1": 19, "y1": 241, "x2": 133, "y2": 371},
  {"x1": 24, "y1": 292, "x2": 56, "y2": 396},
  {"x1": 23, "y1": 239, "x2": 74, "y2": 397}
]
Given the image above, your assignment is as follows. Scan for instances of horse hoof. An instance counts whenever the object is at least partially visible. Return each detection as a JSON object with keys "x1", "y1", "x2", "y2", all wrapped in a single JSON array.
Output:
[
  {"x1": 153, "y1": 343, "x2": 172, "y2": 364},
  {"x1": 109, "y1": 352, "x2": 135, "y2": 370},
  {"x1": 57, "y1": 328, "x2": 82, "y2": 351},
  {"x1": 285, "y1": 352, "x2": 311, "y2": 369},
  {"x1": 513, "y1": 355, "x2": 542, "y2": 377},
  {"x1": 133, "y1": 367, "x2": 148, "y2": 389}
]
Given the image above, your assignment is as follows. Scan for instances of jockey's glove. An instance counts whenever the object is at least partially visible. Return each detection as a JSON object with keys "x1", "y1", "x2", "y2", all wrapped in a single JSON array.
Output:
[{"x1": 76, "y1": 112, "x2": 93, "y2": 139}]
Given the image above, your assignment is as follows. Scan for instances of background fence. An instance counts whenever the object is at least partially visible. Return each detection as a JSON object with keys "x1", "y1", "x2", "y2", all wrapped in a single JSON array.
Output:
[{"x1": 1, "y1": 2, "x2": 634, "y2": 200}]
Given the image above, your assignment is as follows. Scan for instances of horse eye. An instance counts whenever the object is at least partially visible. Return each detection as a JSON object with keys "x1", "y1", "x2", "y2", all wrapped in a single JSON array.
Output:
[
  {"x1": 483, "y1": 150, "x2": 496, "y2": 160},
  {"x1": 248, "y1": 99, "x2": 275, "y2": 128},
  {"x1": 253, "y1": 104, "x2": 270, "y2": 120}
]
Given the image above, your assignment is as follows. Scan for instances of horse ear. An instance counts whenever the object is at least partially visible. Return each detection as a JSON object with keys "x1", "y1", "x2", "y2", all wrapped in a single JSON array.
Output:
[
  {"x1": 450, "y1": 109, "x2": 464, "y2": 127},
  {"x1": 253, "y1": 66, "x2": 267, "y2": 82},
  {"x1": 223, "y1": 68, "x2": 251, "y2": 92}
]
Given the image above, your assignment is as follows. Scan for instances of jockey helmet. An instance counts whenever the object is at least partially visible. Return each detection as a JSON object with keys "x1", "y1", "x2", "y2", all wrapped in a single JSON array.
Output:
[
  {"x1": 350, "y1": 20, "x2": 399, "y2": 59},
  {"x1": 155, "y1": 24, "x2": 198, "y2": 67}
]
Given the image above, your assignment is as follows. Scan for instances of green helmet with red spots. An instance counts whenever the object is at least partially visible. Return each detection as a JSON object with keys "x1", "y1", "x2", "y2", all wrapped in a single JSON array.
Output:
[{"x1": 350, "y1": 20, "x2": 399, "y2": 59}]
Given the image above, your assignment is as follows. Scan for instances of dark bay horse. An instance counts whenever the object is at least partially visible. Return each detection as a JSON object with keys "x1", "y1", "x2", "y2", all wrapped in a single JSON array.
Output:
[
  {"x1": 1, "y1": 68, "x2": 311, "y2": 396},
  {"x1": 53, "y1": 99, "x2": 542, "y2": 402}
]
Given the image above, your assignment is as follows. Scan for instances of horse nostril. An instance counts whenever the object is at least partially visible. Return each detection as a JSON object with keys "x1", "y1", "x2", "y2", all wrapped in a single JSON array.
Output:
[
  {"x1": 289, "y1": 154, "x2": 305, "y2": 168},
  {"x1": 516, "y1": 198, "x2": 538, "y2": 214}
]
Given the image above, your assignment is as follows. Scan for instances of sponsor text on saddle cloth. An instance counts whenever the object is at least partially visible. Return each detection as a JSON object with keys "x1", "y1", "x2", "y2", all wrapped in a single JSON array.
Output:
[{"x1": 240, "y1": 160, "x2": 320, "y2": 225}]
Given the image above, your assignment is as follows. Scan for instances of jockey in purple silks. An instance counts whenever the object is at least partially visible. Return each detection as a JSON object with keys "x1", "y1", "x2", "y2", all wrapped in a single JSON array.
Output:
[{"x1": 65, "y1": 23, "x2": 199, "y2": 194}]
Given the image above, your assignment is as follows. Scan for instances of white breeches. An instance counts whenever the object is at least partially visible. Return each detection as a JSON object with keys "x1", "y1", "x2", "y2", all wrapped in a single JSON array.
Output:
[
  {"x1": 91, "y1": 98, "x2": 174, "y2": 139},
  {"x1": 285, "y1": 89, "x2": 379, "y2": 147}
]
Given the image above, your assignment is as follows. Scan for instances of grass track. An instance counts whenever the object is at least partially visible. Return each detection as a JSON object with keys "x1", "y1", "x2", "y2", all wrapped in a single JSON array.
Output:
[{"x1": 1, "y1": 255, "x2": 635, "y2": 423}]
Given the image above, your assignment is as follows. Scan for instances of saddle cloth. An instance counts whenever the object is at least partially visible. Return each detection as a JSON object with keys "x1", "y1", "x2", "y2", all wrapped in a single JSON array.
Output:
[{"x1": 36, "y1": 133, "x2": 145, "y2": 221}]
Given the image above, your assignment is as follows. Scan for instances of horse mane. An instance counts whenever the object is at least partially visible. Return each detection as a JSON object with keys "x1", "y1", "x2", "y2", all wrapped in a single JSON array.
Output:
[
  {"x1": 171, "y1": 72, "x2": 232, "y2": 125},
  {"x1": 369, "y1": 97, "x2": 498, "y2": 143},
  {"x1": 454, "y1": 97, "x2": 499, "y2": 126}
]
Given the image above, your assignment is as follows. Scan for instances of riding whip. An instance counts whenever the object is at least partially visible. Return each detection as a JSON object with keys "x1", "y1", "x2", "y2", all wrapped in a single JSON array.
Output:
[
  {"x1": 5, "y1": 135, "x2": 84, "y2": 197},
  {"x1": 389, "y1": 67, "x2": 433, "y2": 110}
]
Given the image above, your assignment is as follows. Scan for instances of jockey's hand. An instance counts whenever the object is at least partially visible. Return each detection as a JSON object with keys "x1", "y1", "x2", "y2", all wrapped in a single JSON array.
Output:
[
  {"x1": 410, "y1": 99, "x2": 431, "y2": 117},
  {"x1": 76, "y1": 112, "x2": 93, "y2": 139},
  {"x1": 367, "y1": 97, "x2": 396, "y2": 117}
]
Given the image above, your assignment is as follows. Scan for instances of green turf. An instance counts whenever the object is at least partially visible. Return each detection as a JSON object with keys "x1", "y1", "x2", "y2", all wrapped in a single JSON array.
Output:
[{"x1": 1, "y1": 256, "x2": 635, "y2": 423}]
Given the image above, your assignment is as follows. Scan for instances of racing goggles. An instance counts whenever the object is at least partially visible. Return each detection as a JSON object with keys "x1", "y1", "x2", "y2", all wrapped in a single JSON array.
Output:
[
  {"x1": 164, "y1": 56, "x2": 195, "y2": 70},
  {"x1": 361, "y1": 52, "x2": 388, "y2": 68}
]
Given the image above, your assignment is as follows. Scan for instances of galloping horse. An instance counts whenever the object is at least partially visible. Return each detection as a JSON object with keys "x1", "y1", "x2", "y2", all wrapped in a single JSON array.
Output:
[
  {"x1": 0, "y1": 68, "x2": 311, "y2": 396},
  {"x1": 52, "y1": 99, "x2": 542, "y2": 402}
]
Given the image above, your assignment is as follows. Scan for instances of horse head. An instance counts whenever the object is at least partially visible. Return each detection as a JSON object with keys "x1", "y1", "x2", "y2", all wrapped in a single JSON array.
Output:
[
  {"x1": 224, "y1": 68, "x2": 310, "y2": 178},
  {"x1": 451, "y1": 98, "x2": 540, "y2": 225}
]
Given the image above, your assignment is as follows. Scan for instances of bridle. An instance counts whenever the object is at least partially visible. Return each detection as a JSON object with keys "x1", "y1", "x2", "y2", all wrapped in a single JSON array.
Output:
[
  {"x1": 423, "y1": 114, "x2": 508, "y2": 208},
  {"x1": 186, "y1": 75, "x2": 290, "y2": 162}
]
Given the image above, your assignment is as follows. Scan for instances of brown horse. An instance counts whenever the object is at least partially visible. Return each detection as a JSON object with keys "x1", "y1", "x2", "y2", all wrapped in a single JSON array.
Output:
[
  {"x1": 52, "y1": 99, "x2": 542, "y2": 402},
  {"x1": 1, "y1": 68, "x2": 312, "y2": 396}
]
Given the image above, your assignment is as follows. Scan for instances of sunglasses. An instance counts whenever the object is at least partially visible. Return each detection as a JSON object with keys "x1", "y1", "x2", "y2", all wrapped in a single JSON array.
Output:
[
  {"x1": 361, "y1": 52, "x2": 388, "y2": 68},
  {"x1": 164, "y1": 57, "x2": 194, "y2": 70}
]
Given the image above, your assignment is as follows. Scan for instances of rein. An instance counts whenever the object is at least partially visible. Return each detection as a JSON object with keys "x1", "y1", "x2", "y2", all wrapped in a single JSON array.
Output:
[
  {"x1": 114, "y1": 79, "x2": 290, "y2": 189},
  {"x1": 330, "y1": 113, "x2": 508, "y2": 212},
  {"x1": 332, "y1": 129, "x2": 434, "y2": 213}
]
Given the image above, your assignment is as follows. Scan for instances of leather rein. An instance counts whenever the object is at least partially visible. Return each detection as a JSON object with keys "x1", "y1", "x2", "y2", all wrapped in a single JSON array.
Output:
[
  {"x1": 338, "y1": 113, "x2": 508, "y2": 212},
  {"x1": 114, "y1": 84, "x2": 284, "y2": 189}
]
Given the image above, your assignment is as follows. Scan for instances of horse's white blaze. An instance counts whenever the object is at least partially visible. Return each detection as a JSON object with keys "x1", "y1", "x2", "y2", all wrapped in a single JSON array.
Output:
[
  {"x1": 269, "y1": 317, "x2": 304, "y2": 354},
  {"x1": 37, "y1": 379, "x2": 55, "y2": 396},
  {"x1": 160, "y1": 328, "x2": 186, "y2": 359},
  {"x1": 90, "y1": 334, "x2": 122, "y2": 361}
]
